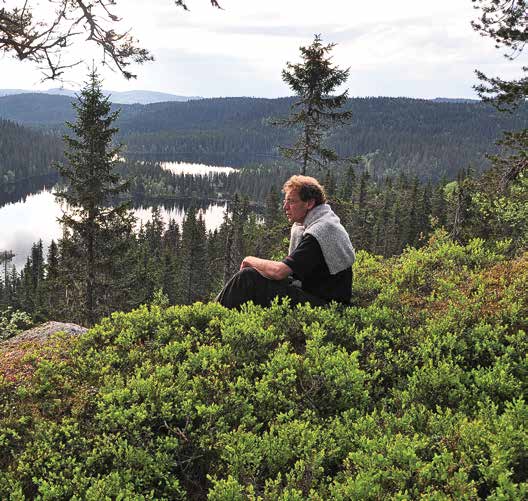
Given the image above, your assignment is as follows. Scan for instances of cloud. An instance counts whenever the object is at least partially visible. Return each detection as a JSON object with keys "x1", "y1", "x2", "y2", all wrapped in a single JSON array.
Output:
[
  {"x1": 210, "y1": 23, "x2": 343, "y2": 38},
  {"x1": 125, "y1": 48, "x2": 287, "y2": 97},
  {"x1": 2, "y1": 0, "x2": 522, "y2": 100}
]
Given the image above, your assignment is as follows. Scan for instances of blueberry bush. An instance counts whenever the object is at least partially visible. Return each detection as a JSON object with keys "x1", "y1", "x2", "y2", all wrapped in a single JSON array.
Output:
[{"x1": 0, "y1": 232, "x2": 526, "y2": 499}]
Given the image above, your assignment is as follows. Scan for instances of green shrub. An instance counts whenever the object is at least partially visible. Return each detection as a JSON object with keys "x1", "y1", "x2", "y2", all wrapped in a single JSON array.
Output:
[
  {"x1": 0, "y1": 307, "x2": 32, "y2": 341},
  {"x1": 0, "y1": 241, "x2": 526, "y2": 499}
]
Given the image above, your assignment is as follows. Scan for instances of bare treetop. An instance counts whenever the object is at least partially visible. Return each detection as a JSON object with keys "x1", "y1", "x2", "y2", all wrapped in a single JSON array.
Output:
[{"x1": 0, "y1": 0, "x2": 222, "y2": 81}]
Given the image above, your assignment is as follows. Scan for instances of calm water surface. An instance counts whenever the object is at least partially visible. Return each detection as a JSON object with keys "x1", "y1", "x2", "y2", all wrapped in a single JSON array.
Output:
[
  {"x1": 0, "y1": 161, "x2": 234, "y2": 268},
  {"x1": 160, "y1": 161, "x2": 237, "y2": 176}
]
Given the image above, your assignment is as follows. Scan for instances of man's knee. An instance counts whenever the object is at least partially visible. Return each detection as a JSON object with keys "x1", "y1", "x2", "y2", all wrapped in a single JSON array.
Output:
[
  {"x1": 217, "y1": 267, "x2": 267, "y2": 309},
  {"x1": 237, "y1": 267, "x2": 265, "y2": 284}
]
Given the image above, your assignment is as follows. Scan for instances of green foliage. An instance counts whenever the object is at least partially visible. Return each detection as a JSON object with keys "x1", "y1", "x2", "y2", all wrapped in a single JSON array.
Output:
[
  {"x1": 470, "y1": 164, "x2": 528, "y2": 254},
  {"x1": 54, "y1": 68, "x2": 135, "y2": 326},
  {"x1": 278, "y1": 34, "x2": 351, "y2": 175},
  {"x1": 0, "y1": 234, "x2": 526, "y2": 498},
  {"x1": 472, "y1": 0, "x2": 528, "y2": 108},
  {"x1": 0, "y1": 307, "x2": 32, "y2": 341}
]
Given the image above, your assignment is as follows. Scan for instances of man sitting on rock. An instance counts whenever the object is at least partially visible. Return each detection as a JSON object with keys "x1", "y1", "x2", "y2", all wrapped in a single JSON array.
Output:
[{"x1": 216, "y1": 175, "x2": 355, "y2": 309}]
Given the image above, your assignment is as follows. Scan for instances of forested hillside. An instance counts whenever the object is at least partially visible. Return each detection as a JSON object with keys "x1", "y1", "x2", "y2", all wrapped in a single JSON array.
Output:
[
  {"x1": 1, "y1": 94, "x2": 527, "y2": 181},
  {"x1": 0, "y1": 119, "x2": 63, "y2": 185},
  {"x1": 0, "y1": 94, "x2": 141, "y2": 127},
  {"x1": 121, "y1": 96, "x2": 527, "y2": 181}
]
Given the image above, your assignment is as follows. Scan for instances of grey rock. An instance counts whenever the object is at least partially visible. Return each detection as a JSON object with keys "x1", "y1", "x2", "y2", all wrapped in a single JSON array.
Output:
[{"x1": 1, "y1": 321, "x2": 88, "y2": 347}]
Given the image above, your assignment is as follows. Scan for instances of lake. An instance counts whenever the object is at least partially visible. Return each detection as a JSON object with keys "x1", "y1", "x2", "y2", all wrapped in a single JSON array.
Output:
[
  {"x1": 160, "y1": 161, "x2": 237, "y2": 176},
  {"x1": 0, "y1": 161, "x2": 236, "y2": 269}
]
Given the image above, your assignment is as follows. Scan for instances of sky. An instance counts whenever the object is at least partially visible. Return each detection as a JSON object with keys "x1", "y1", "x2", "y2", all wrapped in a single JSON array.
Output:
[{"x1": 0, "y1": 0, "x2": 525, "y2": 99}]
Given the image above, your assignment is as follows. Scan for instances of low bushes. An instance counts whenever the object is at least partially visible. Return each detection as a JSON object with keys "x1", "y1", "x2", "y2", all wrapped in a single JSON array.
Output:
[{"x1": 1, "y1": 234, "x2": 526, "y2": 499}]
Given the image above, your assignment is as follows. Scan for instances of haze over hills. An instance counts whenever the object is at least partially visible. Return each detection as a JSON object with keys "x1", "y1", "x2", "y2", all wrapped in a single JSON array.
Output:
[
  {"x1": 1, "y1": 93, "x2": 526, "y2": 181},
  {"x1": 0, "y1": 88, "x2": 201, "y2": 105}
]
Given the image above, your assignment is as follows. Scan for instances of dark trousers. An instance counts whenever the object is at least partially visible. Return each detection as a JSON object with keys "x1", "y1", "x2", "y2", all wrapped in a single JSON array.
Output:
[{"x1": 216, "y1": 268, "x2": 328, "y2": 309}]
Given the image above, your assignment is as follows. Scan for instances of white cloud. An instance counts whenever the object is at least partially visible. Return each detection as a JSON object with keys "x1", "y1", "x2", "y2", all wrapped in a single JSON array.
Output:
[{"x1": 0, "y1": 0, "x2": 526, "y2": 99}]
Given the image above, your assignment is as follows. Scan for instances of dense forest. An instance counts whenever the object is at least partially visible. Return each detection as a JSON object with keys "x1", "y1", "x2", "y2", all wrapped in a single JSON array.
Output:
[
  {"x1": 0, "y1": 93, "x2": 141, "y2": 127},
  {"x1": 2, "y1": 161, "x2": 526, "y2": 326},
  {"x1": 120, "y1": 96, "x2": 528, "y2": 180},
  {"x1": 1, "y1": 94, "x2": 527, "y2": 181},
  {"x1": 0, "y1": 119, "x2": 62, "y2": 185}
]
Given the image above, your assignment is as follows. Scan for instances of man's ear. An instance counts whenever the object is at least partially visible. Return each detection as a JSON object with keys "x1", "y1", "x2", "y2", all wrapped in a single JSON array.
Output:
[{"x1": 307, "y1": 199, "x2": 316, "y2": 210}]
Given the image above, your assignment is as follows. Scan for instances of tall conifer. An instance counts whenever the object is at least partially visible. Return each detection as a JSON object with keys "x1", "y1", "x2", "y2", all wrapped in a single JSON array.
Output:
[
  {"x1": 55, "y1": 68, "x2": 134, "y2": 326},
  {"x1": 180, "y1": 207, "x2": 208, "y2": 304},
  {"x1": 278, "y1": 34, "x2": 352, "y2": 175}
]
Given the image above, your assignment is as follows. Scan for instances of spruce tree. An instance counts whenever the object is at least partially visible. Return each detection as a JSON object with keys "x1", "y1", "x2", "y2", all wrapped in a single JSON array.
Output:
[
  {"x1": 447, "y1": 171, "x2": 474, "y2": 243},
  {"x1": 163, "y1": 219, "x2": 181, "y2": 255},
  {"x1": 130, "y1": 230, "x2": 156, "y2": 307},
  {"x1": 339, "y1": 161, "x2": 356, "y2": 201},
  {"x1": 145, "y1": 207, "x2": 165, "y2": 258},
  {"x1": 55, "y1": 68, "x2": 134, "y2": 326},
  {"x1": 180, "y1": 207, "x2": 208, "y2": 304},
  {"x1": 19, "y1": 258, "x2": 34, "y2": 316},
  {"x1": 418, "y1": 183, "x2": 432, "y2": 241},
  {"x1": 207, "y1": 228, "x2": 225, "y2": 296},
  {"x1": 18, "y1": 240, "x2": 46, "y2": 320},
  {"x1": 278, "y1": 34, "x2": 352, "y2": 175},
  {"x1": 375, "y1": 179, "x2": 395, "y2": 256},
  {"x1": 431, "y1": 179, "x2": 448, "y2": 228},
  {"x1": 222, "y1": 194, "x2": 249, "y2": 283},
  {"x1": 0, "y1": 251, "x2": 14, "y2": 307},
  {"x1": 264, "y1": 187, "x2": 280, "y2": 228},
  {"x1": 405, "y1": 177, "x2": 420, "y2": 247},
  {"x1": 323, "y1": 169, "x2": 337, "y2": 199},
  {"x1": 44, "y1": 240, "x2": 61, "y2": 319},
  {"x1": 472, "y1": 1, "x2": 528, "y2": 191},
  {"x1": 352, "y1": 170, "x2": 372, "y2": 250}
]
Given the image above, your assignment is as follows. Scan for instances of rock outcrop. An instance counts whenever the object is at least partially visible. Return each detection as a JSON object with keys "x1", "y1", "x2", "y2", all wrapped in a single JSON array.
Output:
[
  {"x1": 0, "y1": 322, "x2": 87, "y2": 382},
  {"x1": 0, "y1": 321, "x2": 87, "y2": 348}
]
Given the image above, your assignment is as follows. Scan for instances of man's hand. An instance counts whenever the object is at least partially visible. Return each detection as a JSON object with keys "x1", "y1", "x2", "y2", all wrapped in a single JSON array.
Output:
[
  {"x1": 239, "y1": 256, "x2": 292, "y2": 281},
  {"x1": 239, "y1": 258, "x2": 253, "y2": 270}
]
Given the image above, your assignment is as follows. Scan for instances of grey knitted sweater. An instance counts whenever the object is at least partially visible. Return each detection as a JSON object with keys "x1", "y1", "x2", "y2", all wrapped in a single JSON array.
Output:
[{"x1": 288, "y1": 204, "x2": 355, "y2": 275}]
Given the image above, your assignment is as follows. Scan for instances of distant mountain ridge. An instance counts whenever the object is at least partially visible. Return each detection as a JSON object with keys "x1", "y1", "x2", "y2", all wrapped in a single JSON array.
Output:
[
  {"x1": 0, "y1": 88, "x2": 201, "y2": 104},
  {"x1": 432, "y1": 97, "x2": 480, "y2": 103}
]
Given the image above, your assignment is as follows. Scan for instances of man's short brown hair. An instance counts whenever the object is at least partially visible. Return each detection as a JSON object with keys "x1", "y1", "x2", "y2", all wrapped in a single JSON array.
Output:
[{"x1": 282, "y1": 175, "x2": 327, "y2": 206}]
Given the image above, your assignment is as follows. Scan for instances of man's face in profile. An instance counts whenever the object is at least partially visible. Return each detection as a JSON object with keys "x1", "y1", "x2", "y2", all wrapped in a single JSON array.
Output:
[{"x1": 283, "y1": 189, "x2": 314, "y2": 224}]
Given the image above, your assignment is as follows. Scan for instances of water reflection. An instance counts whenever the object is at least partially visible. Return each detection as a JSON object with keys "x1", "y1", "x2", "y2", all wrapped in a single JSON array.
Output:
[
  {"x1": 0, "y1": 174, "x2": 59, "y2": 206},
  {"x1": 126, "y1": 151, "x2": 278, "y2": 168},
  {"x1": 0, "y1": 190, "x2": 227, "y2": 269},
  {"x1": 0, "y1": 160, "x2": 237, "y2": 269},
  {"x1": 0, "y1": 191, "x2": 61, "y2": 269},
  {"x1": 160, "y1": 161, "x2": 237, "y2": 176},
  {"x1": 0, "y1": 160, "x2": 238, "y2": 210},
  {"x1": 135, "y1": 201, "x2": 226, "y2": 233}
]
